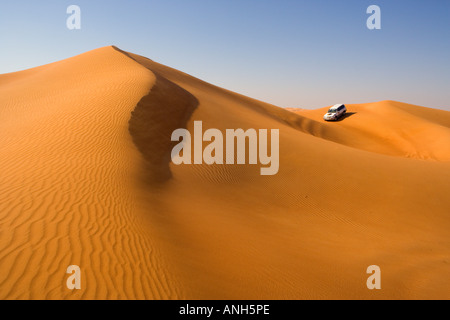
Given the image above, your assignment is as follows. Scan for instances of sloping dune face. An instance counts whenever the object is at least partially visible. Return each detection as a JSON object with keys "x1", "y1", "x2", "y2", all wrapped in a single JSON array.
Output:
[
  {"x1": 1, "y1": 47, "x2": 450, "y2": 300},
  {"x1": 0, "y1": 47, "x2": 182, "y2": 299}
]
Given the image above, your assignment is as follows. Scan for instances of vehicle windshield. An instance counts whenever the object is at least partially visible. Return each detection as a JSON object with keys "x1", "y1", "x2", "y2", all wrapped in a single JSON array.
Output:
[{"x1": 328, "y1": 109, "x2": 337, "y2": 113}]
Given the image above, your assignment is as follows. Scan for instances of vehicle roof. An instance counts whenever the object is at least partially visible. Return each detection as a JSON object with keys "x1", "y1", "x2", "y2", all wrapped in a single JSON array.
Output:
[{"x1": 330, "y1": 104, "x2": 345, "y2": 110}]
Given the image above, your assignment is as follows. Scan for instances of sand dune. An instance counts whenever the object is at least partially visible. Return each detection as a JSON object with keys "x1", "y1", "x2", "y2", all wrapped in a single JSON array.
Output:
[
  {"x1": 290, "y1": 102, "x2": 450, "y2": 161},
  {"x1": 0, "y1": 47, "x2": 180, "y2": 299},
  {"x1": 0, "y1": 46, "x2": 449, "y2": 299}
]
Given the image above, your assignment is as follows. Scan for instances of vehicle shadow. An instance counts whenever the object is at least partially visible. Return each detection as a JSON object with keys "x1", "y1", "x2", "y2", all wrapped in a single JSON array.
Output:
[{"x1": 335, "y1": 112, "x2": 357, "y2": 121}]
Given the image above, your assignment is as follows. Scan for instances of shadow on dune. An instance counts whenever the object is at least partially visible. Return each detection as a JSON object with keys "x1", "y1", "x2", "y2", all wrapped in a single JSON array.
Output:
[
  {"x1": 335, "y1": 112, "x2": 357, "y2": 121},
  {"x1": 112, "y1": 46, "x2": 199, "y2": 185},
  {"x1": 126, "y1": 67, "x2": 198, "y2": 185}
]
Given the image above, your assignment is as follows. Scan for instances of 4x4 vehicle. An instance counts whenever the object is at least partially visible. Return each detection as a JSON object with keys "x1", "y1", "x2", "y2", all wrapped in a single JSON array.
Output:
[{"x1": 323, "y1": 104, "x2": 347, "y2": 121}]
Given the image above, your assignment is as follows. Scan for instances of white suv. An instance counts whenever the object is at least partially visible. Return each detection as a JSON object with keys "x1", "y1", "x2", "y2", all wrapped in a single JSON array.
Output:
[{"x1": 323, "y1": 104, "x2": 347, "y2": 121}]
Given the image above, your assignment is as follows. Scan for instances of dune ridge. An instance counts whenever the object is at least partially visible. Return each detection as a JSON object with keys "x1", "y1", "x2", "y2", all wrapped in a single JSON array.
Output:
[{"x1": 0, "y1": 46, "x2": 449, "y2": 299}]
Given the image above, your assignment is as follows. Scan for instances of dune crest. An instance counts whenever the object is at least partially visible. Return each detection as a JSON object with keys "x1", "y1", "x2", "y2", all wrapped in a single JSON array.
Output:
[{"x1": 0, "y1": 46, "x2": 449, "y2": 299}]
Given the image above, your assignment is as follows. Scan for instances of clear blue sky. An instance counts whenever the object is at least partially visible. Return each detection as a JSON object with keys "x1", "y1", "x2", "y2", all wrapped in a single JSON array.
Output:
[{"x1": 0, "y1": 0, "x2": 449, "y2": 110}]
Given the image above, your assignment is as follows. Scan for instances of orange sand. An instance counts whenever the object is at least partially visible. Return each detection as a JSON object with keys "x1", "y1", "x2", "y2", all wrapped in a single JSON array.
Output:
[{"x1": 0, "y1": 46, "x2": 449, "y2": 299}]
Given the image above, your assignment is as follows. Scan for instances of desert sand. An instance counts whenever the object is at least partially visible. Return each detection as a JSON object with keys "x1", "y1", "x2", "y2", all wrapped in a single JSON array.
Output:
[{"x1": 0, "y1": 46, "x2": 449, "y2": 299}]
